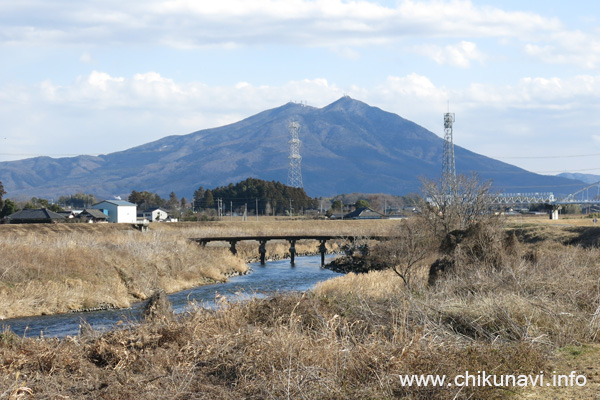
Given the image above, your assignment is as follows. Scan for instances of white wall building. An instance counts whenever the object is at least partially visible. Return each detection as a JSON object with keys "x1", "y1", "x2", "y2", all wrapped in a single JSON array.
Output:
[
  {"x1": 141, "y1": 207, "x2": 169, "y2": 222},
  {"x1": 92, "y1": 200, "x2": 137, "y2": 223}
]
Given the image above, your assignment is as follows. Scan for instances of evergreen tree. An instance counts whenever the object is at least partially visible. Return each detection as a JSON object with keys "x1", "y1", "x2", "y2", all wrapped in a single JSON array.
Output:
[
  {"x1": 166, "y1": 192, "x2": 179, "y2": 210},
  {"x1": 128, "y1": 190, "x2": 165, "y2": 209},
  {"x1": 202, "y1": 189, "x2": 214, "y2": 209},
  {"x1": 193, "y1": 186, "x2": 205, "y2": 211},
  {"x1": 355, "y1": 199, "x2": 370, "y2": 209},
  {"x1": 0, "y1": 180, "x2": 5, "y2": 211},
  {"x1": 0, "y1": 199, "x2": 17, "y2": 218},
  {"x1": 209, "y1": 178, "x2": 317, "y2": 215},
  {"x1": 331, "y1": 200, "x2": 343, "y2": 213},
  {"x1": 57, "y1": 193, "x2": 97, "y2": 208}
]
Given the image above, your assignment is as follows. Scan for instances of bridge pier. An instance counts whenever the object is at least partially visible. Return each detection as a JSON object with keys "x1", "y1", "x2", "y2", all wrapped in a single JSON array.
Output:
[
  {"x1": 259, "y1": 240, "x2": 267, "y2": 265},
  {"x1": 319, "y1": 240, "x2": 327, "y2": 267},
  {"x1": 289, "y1": 239, "x2": 297, "y2": 266},
  {"x1": 550, "y1": 205, "x2": 561, "y2": 220},
  {"x1": 193, "y1": 235, "x2": 390, "y2": 267},
  {"x1": 228, "y1": 240, "x2": 238, "y2": 255}
]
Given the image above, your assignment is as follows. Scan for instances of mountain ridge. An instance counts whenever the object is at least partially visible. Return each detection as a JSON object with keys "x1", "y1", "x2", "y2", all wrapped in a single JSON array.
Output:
[{"x1": 0, "y1": 97, "x2": 585, "y2": 200}]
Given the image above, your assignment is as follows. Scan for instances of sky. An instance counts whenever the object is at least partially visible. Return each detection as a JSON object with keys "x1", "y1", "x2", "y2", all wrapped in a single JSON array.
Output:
[{"x1": 1, "y1": 0, "x2": 600, "y2": 176}]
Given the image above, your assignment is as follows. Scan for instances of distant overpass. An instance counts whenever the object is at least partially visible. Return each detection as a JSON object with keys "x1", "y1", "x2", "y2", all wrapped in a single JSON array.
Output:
[
  {"x1": 494, "y1": 181, "x2": 600, "y2": 219},
  {"x1": 492, "y1": 192, "x2": 555, "y2": 205}
]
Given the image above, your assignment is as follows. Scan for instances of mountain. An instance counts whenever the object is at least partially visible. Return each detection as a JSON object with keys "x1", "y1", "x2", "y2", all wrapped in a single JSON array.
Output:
[
  {"x1": 557, "y1": 172, "x2": 600, "y2": 185},
  {"x1": 0, "y1": 96, "x2": 586, "y2": 200}
]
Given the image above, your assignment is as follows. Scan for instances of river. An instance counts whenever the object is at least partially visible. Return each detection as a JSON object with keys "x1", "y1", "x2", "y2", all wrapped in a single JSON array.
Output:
[{"x1": 1, "y1": 255, "x2": 342, "y2": 338}]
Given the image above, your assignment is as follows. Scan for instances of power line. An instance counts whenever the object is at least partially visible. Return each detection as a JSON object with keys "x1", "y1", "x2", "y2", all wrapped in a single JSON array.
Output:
[
  {"x1": 532, "y1": 167, "x2": 600, "y2": 174},
  {"x1": 491, "y1": 153, "x2": 600, "y2": 160},
  {"x1": 0, "y1": 152, "x2": 102, "y2": 157}
]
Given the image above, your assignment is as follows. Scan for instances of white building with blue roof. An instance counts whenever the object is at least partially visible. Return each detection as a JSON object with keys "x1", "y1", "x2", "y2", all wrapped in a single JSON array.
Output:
[{"x1": 91, "y1": 200, "x2": 137, "y2": 223}]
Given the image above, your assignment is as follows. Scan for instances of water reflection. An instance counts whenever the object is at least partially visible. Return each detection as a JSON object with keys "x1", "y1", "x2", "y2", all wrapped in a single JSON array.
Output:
[{"x1": 2, "y1": 255, "x2": 340, "y2": 338}]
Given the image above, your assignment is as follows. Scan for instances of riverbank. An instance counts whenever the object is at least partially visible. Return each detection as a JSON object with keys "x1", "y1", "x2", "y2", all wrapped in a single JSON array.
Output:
[
  {"x1": 2, "y1": 219, "x2": 600, "y2": 398},
  {"x1": 0, "y1": 219, "x2": 400, "y2": 319}
]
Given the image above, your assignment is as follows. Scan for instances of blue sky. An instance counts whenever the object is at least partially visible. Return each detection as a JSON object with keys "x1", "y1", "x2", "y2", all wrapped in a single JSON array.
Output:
[{"x1": 2, "y1": 0, "x2": 600, "y2": 176}]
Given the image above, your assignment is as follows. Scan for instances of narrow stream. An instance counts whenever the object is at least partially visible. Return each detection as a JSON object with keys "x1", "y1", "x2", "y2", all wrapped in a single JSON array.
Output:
[{"x1": 1, "y1": 255, "x2": 342, "y2": 339}]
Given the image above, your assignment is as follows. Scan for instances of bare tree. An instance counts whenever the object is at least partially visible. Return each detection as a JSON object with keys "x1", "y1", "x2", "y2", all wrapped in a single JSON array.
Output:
[
  {"x1": 369, "y1": 217, "x2": 435, "y2": 289},
  {"x1": 420, "y1": 173, "x2": 494, "y2": 238}
]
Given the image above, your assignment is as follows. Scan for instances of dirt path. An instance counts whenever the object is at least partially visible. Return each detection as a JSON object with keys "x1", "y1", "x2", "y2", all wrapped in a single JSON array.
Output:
[{"x1": 521, "y1": 345, "x2": 600, "y2": 399}]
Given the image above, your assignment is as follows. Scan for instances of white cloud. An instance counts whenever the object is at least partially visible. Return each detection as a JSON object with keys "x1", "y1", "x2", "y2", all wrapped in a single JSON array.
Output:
[
  {"x1": 9, "y1": 0, "x2": 599, "y2": 71},
  {"x1": 16, "y1": 69, "x2": 600, "y2": 130},
  {"x1": 412, "y1": 40, "x2": 485, "y2": 67},
  {"x1": 0, "y1": 0, "x2": 563, "y2": 49},
  {"x1": 4, "y1": 69, "x2": 600, "y2": 173},
  {"x1": 524, "y1": 30, "x2": 600, "y2": 69}
]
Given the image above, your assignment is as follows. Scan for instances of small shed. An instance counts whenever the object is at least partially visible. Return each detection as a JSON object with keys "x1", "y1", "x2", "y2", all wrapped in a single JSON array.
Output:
[
  {"x1": 91, "y1": 200, "x2": 137, "y2": 223},
  {"x1": 140, "y1": 207, "x2": 170, "y2": 222},
  {"x1": 5, "y1": 208, "x2": 66, "y2": 224},
  {"x1": 76, "y1": 209, "x2": 109, "y2": 223}
]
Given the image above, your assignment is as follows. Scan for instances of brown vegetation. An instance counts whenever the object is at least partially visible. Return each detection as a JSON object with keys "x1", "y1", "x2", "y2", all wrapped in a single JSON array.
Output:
[
  {"x1": 2, "y1": 217, "x2": 600, "y2": 398},
  {"x1": 0, "y1": 219, "x2": 401, "y2": 319},
  {"x1": 0, "y1": 223, "x2": 248, "y2": 319}
]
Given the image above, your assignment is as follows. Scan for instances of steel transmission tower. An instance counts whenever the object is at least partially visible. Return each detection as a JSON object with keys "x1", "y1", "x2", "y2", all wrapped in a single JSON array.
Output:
[
  {"x1": 442, "y1": 111, "x2": 456, "y2": 182},
  {"x1": 287, "y1": 121, "x2": 304, "y2": 188}
]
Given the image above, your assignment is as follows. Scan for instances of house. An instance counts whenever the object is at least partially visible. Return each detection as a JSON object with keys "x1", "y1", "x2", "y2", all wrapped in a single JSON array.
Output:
[
  {"x1": 343, "y1": 207, "x2": 386, "y2": 220},
  {"x1": 91, "y1": 200, "x2": 137, "y2": 223},
  {"x1": 5, "y1": 208, "x2": 66, "y2": 224},
  {"x1": 57, "y1": 211, "x2": 76, "y2": 220},
  {"x1": 140, "y1": 207, "x2": 170, "y2": 222},
  {"x1": 75, "y1": 209, "x2": 109, "y2": 223}
]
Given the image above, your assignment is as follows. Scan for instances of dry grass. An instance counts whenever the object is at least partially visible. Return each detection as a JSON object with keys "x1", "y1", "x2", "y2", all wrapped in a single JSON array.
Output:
[
  {"x1": 0, "y1": 219, "x2": 401, "y2": 319},
  {"x1": 0, "y1": 223, "x2": 249, "y2": 318},
  {"x1": 2, "y1": 218, "x2": 600, "y2": 398},
  {"x1": 0, "y1": 290, "x2": 546, "y2": 399}
]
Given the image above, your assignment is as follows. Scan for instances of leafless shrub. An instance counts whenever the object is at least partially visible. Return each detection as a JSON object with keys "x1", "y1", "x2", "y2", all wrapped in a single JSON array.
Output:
[
  {"x1": 368, "y1": 217, "x2": 437, "y2": 289},
  {"x1": 420, "y1": 173, "x2": 495, "y2": 238}
]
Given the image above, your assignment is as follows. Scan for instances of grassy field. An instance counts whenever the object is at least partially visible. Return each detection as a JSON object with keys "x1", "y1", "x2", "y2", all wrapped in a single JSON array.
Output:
[
  {"x1": 0, "y1": 219, "x2": 401, "y2": 318},
  {"x1": 1, "y1": 216, "x2": 600, "y2": 398}
]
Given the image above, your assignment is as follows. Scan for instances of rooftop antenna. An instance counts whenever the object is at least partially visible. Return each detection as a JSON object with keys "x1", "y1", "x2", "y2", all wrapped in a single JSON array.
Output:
[{"x1": 287, "y1": 121, "x2": 304, "y2": 188}]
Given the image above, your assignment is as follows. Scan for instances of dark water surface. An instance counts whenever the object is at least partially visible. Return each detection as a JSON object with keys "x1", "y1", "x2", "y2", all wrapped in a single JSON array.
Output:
[{"x1": 1, "y1": 255, "x2": 341, "y2": 338}]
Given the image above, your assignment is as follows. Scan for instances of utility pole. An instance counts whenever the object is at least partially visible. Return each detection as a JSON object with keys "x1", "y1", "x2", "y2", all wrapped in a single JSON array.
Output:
[
  {"x1": 230, "y1": 201, "x2": 233, "y2": 221},
  {"x1": 289, "y1": 199, "x2": 293, "y2": 217},
  {"x1": 256, "y1": 198, "x2": 259, "y2": 222},
  {"x1": 217, "y1": 198, "x2": 223, "y2": 219}
]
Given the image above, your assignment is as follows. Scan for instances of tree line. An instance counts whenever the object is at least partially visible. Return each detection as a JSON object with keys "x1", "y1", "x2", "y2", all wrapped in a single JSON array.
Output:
[
  {"x1": 193, "y1": 178, "x2": 318, "y2": 215},
  {"x1": 0, "y1": 176, "x2": 477, "y2": 220}
]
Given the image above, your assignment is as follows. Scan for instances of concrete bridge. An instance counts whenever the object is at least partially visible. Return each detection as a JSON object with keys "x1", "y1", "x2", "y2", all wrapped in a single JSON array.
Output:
[{"x1": 192, "y1": 235, "x2": 388, "y2": 266}]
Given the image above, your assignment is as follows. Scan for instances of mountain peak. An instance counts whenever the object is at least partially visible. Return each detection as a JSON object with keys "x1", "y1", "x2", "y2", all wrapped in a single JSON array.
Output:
[
  {"x1": 326, "y1": 95, "x2": 367, "y2": 108},
  {"x1": 0, "y1": 97, "x2": 584, "y2": 199}
]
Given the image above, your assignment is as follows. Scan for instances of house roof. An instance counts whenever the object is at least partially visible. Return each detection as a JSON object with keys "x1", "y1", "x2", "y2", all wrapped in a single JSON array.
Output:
[
  {"x1": 93, "y1": 200, "x2": 136, "y2": 207},
  {"x1": 344, "y1": 207, "x2": 386, "y2": 219},
  {"x1": 142, "y1": 207, "x2": 168, "y2": 213},
  {"x1": 78, "y1": 209, "x2": 108, "y2": 219},
  {"x1": 6, "y1": 208, "x2": 66, "y2": 221}
]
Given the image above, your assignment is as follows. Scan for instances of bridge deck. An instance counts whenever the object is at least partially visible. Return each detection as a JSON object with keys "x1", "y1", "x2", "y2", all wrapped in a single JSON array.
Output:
[
  {"x1": 191, "y1": 234, "x2": 392, "y2": 266},
  {"x1": 191, "y1": 235, "x2": 388, "y2": 244}
]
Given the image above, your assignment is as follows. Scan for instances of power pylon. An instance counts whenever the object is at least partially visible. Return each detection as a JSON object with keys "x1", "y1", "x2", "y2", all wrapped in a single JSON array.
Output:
[
  {"x1": 287, "y1": 121, "x2": 303, "y2": 188},
  {"x1": 443, "y1": 111, "x2": 456, "y2": 184}
]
